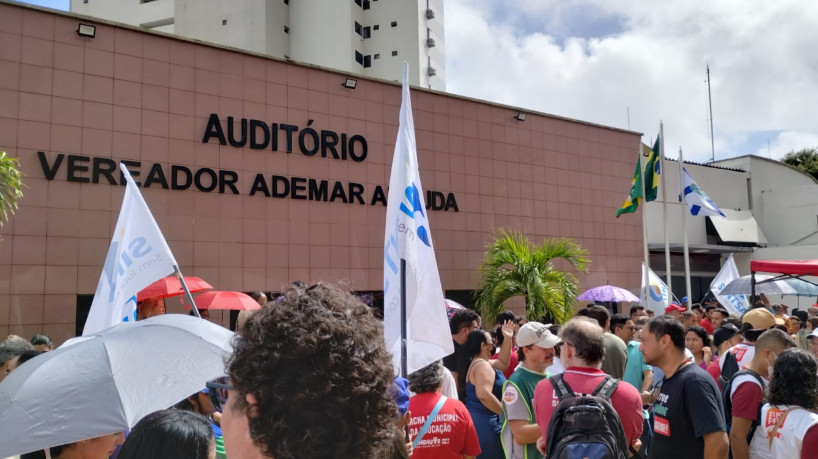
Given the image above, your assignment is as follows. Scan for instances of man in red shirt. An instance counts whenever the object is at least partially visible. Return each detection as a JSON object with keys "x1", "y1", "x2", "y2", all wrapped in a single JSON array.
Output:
[
  {"x1": 728, "y1": 329, "x2": 795, "y2": 459},
  {"x1": 408, "y1": 361, "x2": 481, "y2": 459},
  {"x1": 533, "y1": 317, "x2": 643, "y2": 453}
]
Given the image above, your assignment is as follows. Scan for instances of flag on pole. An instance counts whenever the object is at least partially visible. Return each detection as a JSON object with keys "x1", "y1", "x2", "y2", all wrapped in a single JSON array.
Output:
[
  {"x1": 680, "y1": 168, "x2": 725, "y2": 217},
  {"x1": 643, "y1": 136, "x2": 661, "y2": 202},
  {"x1": 615, "y1": 157, "x2": 642, "y2": 217},
  {"x1": 640, "y1": 263, "x2": 670, "y2": 315},
  {"x1": 83, "y1": 164, "x2": 178, "y2": 335},
  {"x1": 383, "y1": 62, "x2": 454, "y2": 375},
  {"x1": 710, "y1": 254, "x2": 749, "y2": 316}
]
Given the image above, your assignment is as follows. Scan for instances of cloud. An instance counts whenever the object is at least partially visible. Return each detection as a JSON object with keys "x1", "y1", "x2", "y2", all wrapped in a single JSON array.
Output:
[{"x1": 444, "y1": 0, "x2": 818, "y2": 162}]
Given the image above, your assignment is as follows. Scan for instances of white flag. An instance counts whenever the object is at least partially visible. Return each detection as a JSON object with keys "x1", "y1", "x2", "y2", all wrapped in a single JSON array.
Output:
[
  {"x1": 681, "y1": 168, "x2": 725, "y2": 217},
  {"x1": 710, "y1": 254, "x2": 749, "y2": 316},
  {"x1": 83, "y1": 164, "x2": 178, "y2": 335},
  {"x1": 640, "y1": 263, "x2": 670, "y2": 315},
  {"x1": 384, "y1": 63, "x2": 454, "y2": 375}
]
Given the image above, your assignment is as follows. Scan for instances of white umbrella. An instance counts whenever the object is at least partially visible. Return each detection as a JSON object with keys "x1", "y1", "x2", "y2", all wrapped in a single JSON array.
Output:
[
  {"x1": 721, "y1": 274, "x2": 798, "y2": 296},
  {"x1": 0, "y1": 314, "x2": 234, "y2": 457}
]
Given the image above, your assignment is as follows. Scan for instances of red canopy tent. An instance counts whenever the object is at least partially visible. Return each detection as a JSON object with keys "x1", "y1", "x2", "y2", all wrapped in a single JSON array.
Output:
[{"x1": 749, "y1": 259, "x2": 818, "y2": 296}]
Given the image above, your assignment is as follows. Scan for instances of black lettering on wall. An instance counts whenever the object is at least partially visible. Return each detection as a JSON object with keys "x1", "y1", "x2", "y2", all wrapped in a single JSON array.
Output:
[
  {"x1": 330, "y1": 181, "x2": 348, "y2": 203},
  {"x1": 144, "y1": 163, "x2": 169, "y2": 189},
  {"x1": 249, "y1": 120, "x2": 270, "y2": 149},
  {"x1": 219, "y1": 170, "x2": 239, "y2": 194},
  {"x1": 227, "y1": 117, "x2": 247, "y2": 147},
  {"x1": 348, "y1": 135, "x2": 367, "y2": 162},
  {"x1": 194, "y1": 168, "x2": 218, "y2": 192},
  {"x1": 202, "y1": 113, "x2": 227, "y2": 145},
  {"x1": 445, "y1": 193, "x2": 459, "y2": 212},
  {"x1": 271, "y1": 175, "x2": 290, "y2": 198},
  {"x1": 38, "y1": 151, "x2": 64, "y2": 180},
  {"x1": 321, "y1": 130, "x2": 339, "y2": 159},
  {"x1": 249, "y1": 174, "x2": 270, "y2": 197},
  {"x1": 172, "y1": 165, "x2": 193, "y2": 190},
  {"x1": 280, "y1": 124, "x2": 297, "y2": 153},
  {"x1": 309, "y1": 179, "x2": 328, "y2": 201},
  {"x1": 291, "y1": 176, "x2": 307, "y2": 199},
  {"x1": 348, "y1": 182, "x2": 365, "y2": 204},
  {"x1": 370, "y1": 185, "x2": 387, "y2": 206},
  {"x1": 66, "y1": 155, "x2": 90, "y2": 183},
  {"x1": 92, "y1": 157, "x2": 117, "y2": 184}
]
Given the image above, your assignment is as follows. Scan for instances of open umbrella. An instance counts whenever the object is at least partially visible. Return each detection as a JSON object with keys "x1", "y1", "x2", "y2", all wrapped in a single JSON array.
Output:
[
  {"x1": 194, "y1": 291, "x2": 261, "y2": 310},
  {"x1": 577, "y1": 285, "x2": 640, "y2": 303},
  {"x1": 445, "y1": 299, "x2": 465, "y2": 319},
  {"x1": 0, "y1": 314, "x2": 233, "y2": 457},
  {"x1": 720, "y1": 274, "x2": 798, "y2": 296},
  {"x1": 137, "y1": 276, "x2": 213, "y2": 302}
]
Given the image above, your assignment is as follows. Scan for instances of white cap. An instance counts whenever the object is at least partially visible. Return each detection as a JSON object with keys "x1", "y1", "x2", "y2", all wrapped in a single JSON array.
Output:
[{"x1": 516, "y1": 322, "x2": 559, "y2": 348}]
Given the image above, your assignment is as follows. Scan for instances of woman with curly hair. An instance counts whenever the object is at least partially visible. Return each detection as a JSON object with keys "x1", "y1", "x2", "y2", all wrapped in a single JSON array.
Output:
[
  {"x1": 761, "y1": 348, "x2": 818, "y2": 458},
  {"x1": 457, "y1": 330, "x2": 506, "y2": 459},
  {"x1": 684, "y1": 325, "x2": 713, "y2": 369},
  {"x1": 223, "y1": 282, "x2": 400, "y2": 459}
]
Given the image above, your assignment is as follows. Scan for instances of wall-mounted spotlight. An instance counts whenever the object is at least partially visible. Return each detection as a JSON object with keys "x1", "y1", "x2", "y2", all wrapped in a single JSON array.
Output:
[
  {"x1": 514, "y1": 112, "x2": 527, "y2": 122},
  {"x1": 341, "y1": 77, "x2": 358, "y2": 89},
  {"x1": 77, "y1": 23, "x2": 96, "y2": 38}
]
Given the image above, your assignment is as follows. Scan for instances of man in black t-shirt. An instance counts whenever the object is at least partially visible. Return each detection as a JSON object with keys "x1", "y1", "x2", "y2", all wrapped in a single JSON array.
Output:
[
  {"x1": 441, "y1": 309, "x2": 481, "y2": 374},
  {"x1": 640, "y1": 316, "x2": 729, "y2": 459}
]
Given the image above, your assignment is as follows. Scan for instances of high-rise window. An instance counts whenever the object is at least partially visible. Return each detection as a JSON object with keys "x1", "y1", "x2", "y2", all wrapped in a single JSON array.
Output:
[{"x1": 355, "y1": 51, "x2": 364, "y2": 65}]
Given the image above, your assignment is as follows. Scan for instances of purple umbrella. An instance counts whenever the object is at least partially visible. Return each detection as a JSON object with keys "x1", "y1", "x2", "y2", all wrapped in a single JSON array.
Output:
[{"x1": 577, "y1": 285, "x2": 640, "y2": 303}]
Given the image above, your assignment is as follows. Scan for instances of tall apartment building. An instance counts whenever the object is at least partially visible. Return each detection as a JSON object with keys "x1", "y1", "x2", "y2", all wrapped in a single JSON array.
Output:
[{"x1": 70, "y1": 0, "x2": 446, "y2": 90}]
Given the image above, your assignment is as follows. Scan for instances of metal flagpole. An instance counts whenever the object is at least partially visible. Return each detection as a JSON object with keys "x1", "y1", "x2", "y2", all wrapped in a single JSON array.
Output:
[
  {"x1": 174, "y1": 265, "x2": 200, "y2": 318},
  {"x1": 679, "y1": 148, "x2": 693, "y2": 308},
  {"x1": 660, "y1": 122, "x2": 673, "y2": 301},
  {"x1": 400, "y1": 258, "x2": 408, "y2": 378},
  {"x1": 639, "y1": 146, "x2": 650, "y2": 295}
]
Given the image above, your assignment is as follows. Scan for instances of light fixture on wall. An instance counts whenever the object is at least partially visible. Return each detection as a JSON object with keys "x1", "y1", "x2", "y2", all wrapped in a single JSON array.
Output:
[
  {"x1": 77, "y1": 23, "x2": 96, "y2": 38},
  {"x1": 341, "y1": 77, "x2": 358, "y2": 89},
  {"x1": 514, "y1": 112, "x2": 527, "y2": 122}
]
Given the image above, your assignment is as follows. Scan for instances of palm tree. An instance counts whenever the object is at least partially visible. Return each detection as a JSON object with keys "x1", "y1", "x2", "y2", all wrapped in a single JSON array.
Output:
[
  {"x1": 0, "y1": 151, "x2": 24, "y2": 234},
  {"x1": 475, "y1": 230, "x2": 589, "y2": 325}
]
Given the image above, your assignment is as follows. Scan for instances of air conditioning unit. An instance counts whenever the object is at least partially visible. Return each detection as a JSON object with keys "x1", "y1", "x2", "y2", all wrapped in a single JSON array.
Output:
[
  {"x1": 425, "y1": 9, "x2": 435, "y2": 19},
  {"x1": 426, "y1": 38, "x2": 436, "y2": 48},
  {"x1": 427, "y1": 67, "x2": 437, "y2": 76}
]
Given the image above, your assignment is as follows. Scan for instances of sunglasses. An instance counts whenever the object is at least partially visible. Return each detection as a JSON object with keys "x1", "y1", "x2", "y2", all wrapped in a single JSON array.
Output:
[{"x1": 205, "y1": 377, "x2": 235, "y2": 413}]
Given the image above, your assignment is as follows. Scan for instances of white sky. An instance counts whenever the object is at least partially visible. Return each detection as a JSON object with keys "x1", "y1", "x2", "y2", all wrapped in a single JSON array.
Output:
[
  {"x1": 16, "y1": 0, "x2": 818, "y2": 162},
  {"x1": 443, "y1": 0, "x2": 818, "y2": 162}
]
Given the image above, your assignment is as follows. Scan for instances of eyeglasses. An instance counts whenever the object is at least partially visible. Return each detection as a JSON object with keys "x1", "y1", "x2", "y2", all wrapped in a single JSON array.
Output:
[{"x1": 205, "y1": 377, "x2": 235, "y2": 413}]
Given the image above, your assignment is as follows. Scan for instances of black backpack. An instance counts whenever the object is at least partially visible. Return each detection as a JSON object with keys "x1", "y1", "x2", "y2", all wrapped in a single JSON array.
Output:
[
  {"x1": 545, "y1": 374, "x2": 631, "y2": 459},
  {"x1": 718, "y1": 350, "x2": 740, "y2": 389},
  {"x1": 721, "y1": 368, "x2": 765, "y2": 442}
]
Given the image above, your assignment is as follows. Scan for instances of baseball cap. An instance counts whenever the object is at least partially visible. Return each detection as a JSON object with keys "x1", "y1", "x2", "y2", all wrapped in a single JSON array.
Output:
[
  {"x1": 516, "y1": 322, "x2": 559, "y2": 348},
  {"x1": 742, "y1": 308, "x2": 776, "y2": 331},
  {"x1": 809, "y1": 329, "x2": 818, "y2": 340},
  {"x1": 713, "y1": 324, "x2": 740, "y2": 348},
  {"x1": 665, "y1": 303, "x2": 686, "y2": 314}
]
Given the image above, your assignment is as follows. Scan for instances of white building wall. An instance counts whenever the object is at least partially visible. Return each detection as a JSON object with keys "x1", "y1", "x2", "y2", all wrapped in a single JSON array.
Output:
[
  {"x1": 290, "y1": 0, "x2": 354, "y2": 73},
  {"x1": 760, "y1": 185, "x2": 818, "y2": 246},
  {"x1": 70, "y1": 0, "x2": 175, "y2": 30},
  {"x1": 176, "y1": 0, "x2": 267, "y2": 54},
  {"x1": 69, "y1": 0, "x2": 443, "y2": 89},
  {"x1": 645, "y1": 160, "x2": 749, "y2": 245}
]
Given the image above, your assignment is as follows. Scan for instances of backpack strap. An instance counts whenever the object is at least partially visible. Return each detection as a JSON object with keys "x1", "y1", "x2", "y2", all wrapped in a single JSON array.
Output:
[
  {"x1": 549, "y1": 373, "x2": 576, "y2": 400},
  {"x1": 591, "y1": 375, "x2": 620, "y2": 400},
  {"x1": 412, "y1": 395, "x2": 447, "y2": 449}
]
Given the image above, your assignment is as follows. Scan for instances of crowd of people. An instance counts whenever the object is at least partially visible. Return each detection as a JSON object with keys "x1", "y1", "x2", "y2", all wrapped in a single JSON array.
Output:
[{"x1": 3, "y1": 286, "x2": 818, "y2": 458}]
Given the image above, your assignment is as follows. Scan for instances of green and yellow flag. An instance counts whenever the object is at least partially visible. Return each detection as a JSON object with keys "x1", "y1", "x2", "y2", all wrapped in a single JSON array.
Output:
[
  {"x1": 616, "y1": 157, "x2": 643, "y2": 217},
  {"x1": 643, "y1": 137, "x2": 660, "y2": 202}
]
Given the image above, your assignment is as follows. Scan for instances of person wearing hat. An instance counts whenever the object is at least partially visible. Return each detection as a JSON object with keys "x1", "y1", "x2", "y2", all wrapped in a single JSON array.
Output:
[
  {"x1": 790, "y1": 309, "x2": 810, "y2": 352},
  {"x1": 807, "y1": 327, "x2": 818, "y2": 360},
  {"x1": 719, "y1": 308, "x2": 777, "y2": 374},
  {"x1": 501, "y1": 322, "x2": 559, "y2": 459},
  {"x1": 664, "y1": 303, "x2": 686, "y2": 322},
  {"x1": 706, "y1": 323, "x2": 743, "y2": 388}
]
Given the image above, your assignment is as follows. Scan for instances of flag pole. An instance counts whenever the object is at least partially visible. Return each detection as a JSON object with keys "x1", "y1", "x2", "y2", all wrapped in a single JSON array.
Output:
[
  {"x1": 400, "y1": 258, "x2": 408, "y2": 378},
  {"x1": 639, "y1": 146, "x2": 650, "y2": 296},
  {"x1": 174, "y1": 266, "x2": 200, "y2": 318},
  {"x1": 678, "y1": 148, "x2": 693, "y2": 308},
  {"x1": 660, "y1": 122, "x2": 673, "y2": 300}
]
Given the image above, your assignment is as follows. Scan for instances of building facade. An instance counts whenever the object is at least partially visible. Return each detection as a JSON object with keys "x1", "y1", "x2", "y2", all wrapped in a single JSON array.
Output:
[
  {"x1": 0, "y1": 2, "x2": 641, "y2": 344},
  {"x1": 69, "y1": 0, "x2": 446, "y2": 90},
  {"x1": 644, "y1": 154, "x2": 818, "y2": 303}
]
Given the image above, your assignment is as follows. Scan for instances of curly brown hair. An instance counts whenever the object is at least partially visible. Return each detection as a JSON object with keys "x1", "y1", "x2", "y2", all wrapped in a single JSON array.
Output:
[{"x1": 227, "y1": 282, "x2": 399, "y2": 458}]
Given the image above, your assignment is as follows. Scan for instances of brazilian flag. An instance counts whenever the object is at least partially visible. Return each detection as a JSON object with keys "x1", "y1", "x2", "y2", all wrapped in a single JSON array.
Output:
[
  {"x1": 644, "y1": 137, "x2": 661, "y2": 202},
  {"x1": 616, "y1": 157, "x2": 643, "y2": 217}
]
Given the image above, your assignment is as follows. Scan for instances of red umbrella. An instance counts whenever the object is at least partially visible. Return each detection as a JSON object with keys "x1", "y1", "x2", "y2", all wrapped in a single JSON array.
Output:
[
  {"x1": 193, "y1": 291, "x2": 261, "y2": 311},
  {"x1": 137, "y1": 276, "x2": 213, "y2": 302}
]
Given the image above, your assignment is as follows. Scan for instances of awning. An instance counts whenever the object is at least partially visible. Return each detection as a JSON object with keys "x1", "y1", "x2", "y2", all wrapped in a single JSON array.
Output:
[
  {"x1": 751, "y1": 259, "x2": 818, "y2": 277},
  {"x1": 708, "y1": 209, "x2": 767, "y2": 245}
]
